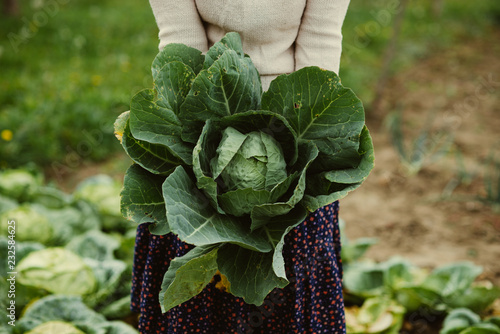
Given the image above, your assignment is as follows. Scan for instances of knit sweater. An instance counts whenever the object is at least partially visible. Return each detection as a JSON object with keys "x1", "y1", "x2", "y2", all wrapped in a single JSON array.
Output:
[{"x1": 148, "y1": 0, "x2": 350, "y2": 89}]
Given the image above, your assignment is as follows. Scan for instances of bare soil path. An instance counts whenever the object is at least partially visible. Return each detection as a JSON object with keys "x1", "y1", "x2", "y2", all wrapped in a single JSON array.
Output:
[{"x1": 341, "y1": 29, "x2": 500, "y2": 285}]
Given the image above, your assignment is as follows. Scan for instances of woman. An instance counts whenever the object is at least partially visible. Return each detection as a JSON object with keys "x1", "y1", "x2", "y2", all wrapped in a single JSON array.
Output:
[{"x1": 131, "y1": 1, "x2": 351, "y2": 333}]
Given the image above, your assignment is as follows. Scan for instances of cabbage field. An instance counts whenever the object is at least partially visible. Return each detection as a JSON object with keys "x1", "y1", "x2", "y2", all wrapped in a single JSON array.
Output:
[{"x1": 0, "y1": 169, "x2": 138, "y2": 333}]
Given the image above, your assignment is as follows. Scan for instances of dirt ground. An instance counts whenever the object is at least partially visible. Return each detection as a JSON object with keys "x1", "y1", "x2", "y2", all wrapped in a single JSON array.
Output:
[{"x1": 341, "y1": 28, "x2": 500, "y2": 285}]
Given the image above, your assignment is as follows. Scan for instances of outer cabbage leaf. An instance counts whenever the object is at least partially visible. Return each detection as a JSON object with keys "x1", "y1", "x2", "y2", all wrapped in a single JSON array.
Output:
[
  {"x1": 98, "y1": 321, "x2": 139, "y2": 334},
  {"x1": 73, "y1": 175, "x2": 128, "y2": 231},
  {"x1": 191, "y1": 120, "x2": 224, "y2": 213},
  {"x1": 345, "y1": 297, "x2": 405, "y2": 334},
  {"x1": 100, "y1": 296, "x2": 132, "y2": 319},
  {"x1": 83, "y1": 258, "x2": 127, "y2": 307},
  {"x1": 0, "y1": 193, "x2": 18, "y2": 214},
  {"x1": 25, "y1": 321, "x2": 85, "y2": 334},
  {"x1": 458, "y1": 325, "x2": 500, "y2": 334},
  {"x1": 420, "y1": 262, "x2": 490, "y2": 311},
  {"x1": 262, "y1": 67, "x2": 374, "y2": 211},
  {"x1": 262, "y1": 67, "x2": 363, "y2": 150},
  {"x1": 129, "y1": 86, "x2": 193, "y2": 165},
  {"x1": 17, "y1": 248, "x2": 96, "y2": 296},
  {"x1": 113, "y1": 110, "x2": 128, "y2": 143},
  {"x1": 393, "y1": 285, "x2": 442, "y2": 313},
  {"x1": 120, "y1": 164, "x2": 169, "y2": 234},
  {"x1": 73, "y1": 175, "x2": 121, "y2": 217},
  {"x1": 121, "y1": 118, "x2": 181, "y2": 175},
  {"x1": 0, "y1": 238, "x2": 44, "y2": 278},
  {"x1": 40, "y1": 204, "x2": 99, "y2": 245},
  {"x1": 15, "y1": 295, "x2": 105, "y2": 334},
  {"x1": 152, "y1": 43, "x2": 204, "y2": 77},
  {"x1": 421, "y1": 262, "x2": 483, "y2": 297},
  {"x1": 217, "y1": 243, "x2": 288, "y2": 306},
  {"x1": 29, "y1": 185, "x2": 72, "y2": 209},
  {"x1": 343, "y1": 257, "x2": 418, "y2": 300},
  {"x1": 0, "y1": 204, "x2": 53, "y2": 244},
  {"x1": 162, "y1": 166, "x2": 271, "y2": 252},
  {"x1": 1, "y1": 203, "x2": 97, "y2": 247},
  {"x1": 447, "y1": 285, "x2": 500, "y2": 313},
  {"x1": 143, "y1": 46, "x2": 204, "y2": 164},
  {"x1": 66, "y1": 230, "x2": 120, "y2": 261},
  {"x1": 324, "y1": 126, "x2": 375, "y2": 184},
  {"x1": 218, "y1": 188, "x2": 271, "y2": 217},
  {"x1": 159, "y1": 245, "x2": 218, "y2": 313},
  {"x1": 203, "y1": 31, "x2": 245, "y2": 69},
  {"x1": 0, "y1": 169, "x2": 42, "y2": 202},
  {"x1": 302, "y1": 126, "x2": 374, "y2": 211},
  {"x1": 180, "y1": 48, "x2": 262, "y2": 143},
  {"x1": 265, "y1": 206, "x2": 309, "y2": 279},
  {"x1": 440, "y1": 308, "x2": 482, "y2": 334}
]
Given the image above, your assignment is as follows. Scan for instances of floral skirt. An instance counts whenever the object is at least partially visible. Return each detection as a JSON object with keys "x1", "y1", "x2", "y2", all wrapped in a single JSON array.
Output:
[{"x1": 131, "y1": 201, "x2": 345, "y2": 334}]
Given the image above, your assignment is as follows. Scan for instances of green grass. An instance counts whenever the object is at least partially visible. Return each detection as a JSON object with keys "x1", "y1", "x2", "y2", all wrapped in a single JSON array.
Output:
[
  {"x1": 0, "y1": 0, "x2": 158, "y2": 168},
  {"x1": 0, "y1": 0, "x2": 498, "y2": 170}
]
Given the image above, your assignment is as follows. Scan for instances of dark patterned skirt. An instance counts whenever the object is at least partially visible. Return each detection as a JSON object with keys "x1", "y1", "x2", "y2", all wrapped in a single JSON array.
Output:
[{"x1": 131, "y1": 201, "x2": 345, "y2": 334}]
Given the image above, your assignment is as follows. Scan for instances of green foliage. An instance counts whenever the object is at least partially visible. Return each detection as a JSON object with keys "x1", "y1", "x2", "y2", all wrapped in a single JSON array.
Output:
[
  {"x1": 345, "y1": 296, "x2": 406, "y2": 334},
  {"x1": 159, "y1": 246, "x2": 219, "y2": 313},
  {"x1": 440, "y1": 309, "x2": 500, "y2": 334},
  {"x1": 340, "y1": 218, "x2": 378, "y2": 265},
  {"x1": 481, "y1": 152, "x2": 500, "y2": 211},
  {"x1": 344, "y1": 258, "x2": 500, "y2": 315},
  {"x1": 342, "y1": 228, "x2": 500, "y2": 334},
  {"x1": 442, "y1": 149, "x2": 478, "y2": 198},
  {"x1": 118, "y1": 32, "x2": 374, "y2": 310},
  {"x1": 386, "y1": 111, "x2": 454, "y2": 175}
]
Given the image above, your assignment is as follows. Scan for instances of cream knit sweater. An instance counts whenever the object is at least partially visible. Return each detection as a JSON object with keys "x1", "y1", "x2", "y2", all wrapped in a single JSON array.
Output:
[{"x1": 148, "y1": 0, "x2": 350, "y2": 89}]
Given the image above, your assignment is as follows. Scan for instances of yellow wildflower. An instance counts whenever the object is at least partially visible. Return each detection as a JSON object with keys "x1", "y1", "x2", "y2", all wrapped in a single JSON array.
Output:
[
  {"x1": 1, "y1": 129, "x2": 13, "y2": 141},
  {"x1": 91, "y1": 75, "x2": 103, "y2": 87}
]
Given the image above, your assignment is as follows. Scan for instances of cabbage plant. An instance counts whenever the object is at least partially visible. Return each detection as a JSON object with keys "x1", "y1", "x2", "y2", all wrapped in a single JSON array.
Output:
[{"x1": 116, "y1": 32, "x2": 374, "y2": 311}]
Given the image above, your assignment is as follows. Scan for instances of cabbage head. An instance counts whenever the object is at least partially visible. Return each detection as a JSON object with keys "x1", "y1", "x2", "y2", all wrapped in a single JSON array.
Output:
[
  {"x1": 214, "y1": 127, "x2": 287, "y2": 193},
  {"x1": 116, "y1": 32, "x2": 374, "y2": 311}
]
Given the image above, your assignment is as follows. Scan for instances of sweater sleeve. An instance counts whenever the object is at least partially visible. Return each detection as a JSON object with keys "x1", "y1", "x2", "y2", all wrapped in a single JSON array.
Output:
[
  {"x1": 294, "y1": 0, "x2": 350, "y2": 74},
  {"x1": 149, "y1": 0, "x2": 208, "y2": 52}
]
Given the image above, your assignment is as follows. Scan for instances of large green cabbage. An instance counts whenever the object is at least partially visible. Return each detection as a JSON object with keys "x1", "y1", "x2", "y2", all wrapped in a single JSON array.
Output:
[{"x1": 116, "y1": 32, "x2": 374, "y2": 311}]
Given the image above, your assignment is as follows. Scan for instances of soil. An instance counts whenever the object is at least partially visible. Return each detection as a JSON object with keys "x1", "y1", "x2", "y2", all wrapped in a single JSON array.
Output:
[{"x1": 341, "y1": 28, "x2": 500, "y2": 287}]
